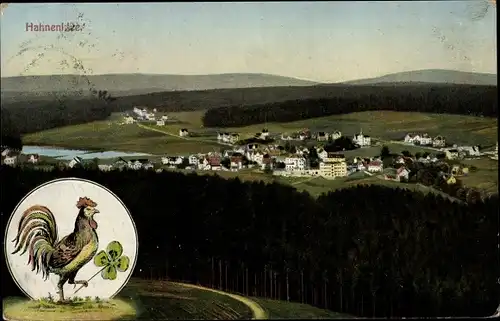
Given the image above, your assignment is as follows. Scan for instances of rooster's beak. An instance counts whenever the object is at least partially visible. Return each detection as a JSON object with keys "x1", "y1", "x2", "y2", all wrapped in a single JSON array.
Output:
[{"x1": 94, "y1": 209, "x2": 100, "y2": 214}]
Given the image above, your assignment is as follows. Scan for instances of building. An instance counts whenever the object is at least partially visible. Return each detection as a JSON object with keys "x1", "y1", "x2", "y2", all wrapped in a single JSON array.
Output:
[
  {"x1": 367, "y1": 160, "x2": 383, "y2": 172},
  {"x1": 432, "y1": 136, "x2": 446, "y2": 147},
  {"x1": 123, "y1": 116, "x2": 135, "y2": 124},
  {"x1": 179, "y1": 129, "x2": 189, "y2": 137},
  {"x1": 284, "y1": 156, "x2": 306, "y2": 171},
  {"x1": 161, "y1": 115, "x2": 169, "y2": 121},
  {"x1": 404, "y1": 133, "x2": 420, "y2": 144},
  {"x1": 317, "y1": 132, "x2": 329, "y2": 142},
  {"x1": 261, "y1": 129, "x2": 269, "y2": 139},
  {"x1": 156, "y1": 120, "x2": 165, "y2": 126},
  {"x1": 457, "y1": 146, "x2": 480, "y2": 157},
  {"x1": 419, "y1": 134, "x2": 432, "y2": 146},
  {"x1": 319, "y1": 153, "x2": 347, "y2": 178},
  {"x1": 27, "y1": 154, "x2": 40, "y2": 164},
  {"x1": 230, "y1": 155, "x2": 244, "y2": 171},
  {"x1": 2, "y1": 155, "x2": 17, "y2": 166},
  {"x1": 68, "y1": 156, "x2": 83, "y2": 168},
  {"x1": 331, "y1": 131, "x2": 342, "y2": 140},
  {"x1": 444, "y1": 149, "x2": 460, "y2": 160},
  {"x1": 353, "y1": 130, "x2": 371, "y2": 147}
]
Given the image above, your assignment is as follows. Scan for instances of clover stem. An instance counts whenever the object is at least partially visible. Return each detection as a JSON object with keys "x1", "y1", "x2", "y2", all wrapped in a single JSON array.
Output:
[{"x1": 73, "y1": 266, "x2": 107, "y2": 295}]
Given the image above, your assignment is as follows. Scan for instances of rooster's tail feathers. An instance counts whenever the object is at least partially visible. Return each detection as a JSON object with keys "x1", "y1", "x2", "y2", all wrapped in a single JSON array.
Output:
[{"x1": 11, "y1": 205, "x2": 58, "y2": 275}]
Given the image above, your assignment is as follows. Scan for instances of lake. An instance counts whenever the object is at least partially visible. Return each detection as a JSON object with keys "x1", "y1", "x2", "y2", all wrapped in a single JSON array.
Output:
[{"x1": 21, "y1": 145, "x2": 152, "y2": 160}]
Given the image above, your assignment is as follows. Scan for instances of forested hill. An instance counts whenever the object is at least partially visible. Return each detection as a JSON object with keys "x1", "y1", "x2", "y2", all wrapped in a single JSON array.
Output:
[
  {"x1": 0, "y1": 73, "x2": 317, "y2": 96},
  {"x1": 202, "y1": 84, "x2": 498, "y2": 127},
  {"x1": 1, "y1": 167, "x2": 498, "y2": 318},
  {"x1": 341, "y1": 69, "x2": 497, "y2": 86}
]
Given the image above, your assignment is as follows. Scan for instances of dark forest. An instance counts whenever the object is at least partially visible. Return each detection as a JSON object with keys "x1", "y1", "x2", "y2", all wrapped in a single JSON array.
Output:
[
  {"x1": 2, "y1": 84, "x2": 497, "y2": 137},
  {"x1": 1, "y1": 167, "x2": 498, "y2": 318},
  {"x1": 202, "y1": 85, "x2": 498, "y2": 127}
]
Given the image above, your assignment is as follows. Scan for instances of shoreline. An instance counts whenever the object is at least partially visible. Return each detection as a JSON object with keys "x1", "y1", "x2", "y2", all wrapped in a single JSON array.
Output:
[{"x1": 21, "y1": 142, "x2": 154, "y2": 158}]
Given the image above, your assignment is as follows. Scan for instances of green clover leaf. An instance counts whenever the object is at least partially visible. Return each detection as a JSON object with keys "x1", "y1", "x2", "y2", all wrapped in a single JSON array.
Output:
[{"x1": 93, "y1": 241, "x2": 130, "y2": 281}]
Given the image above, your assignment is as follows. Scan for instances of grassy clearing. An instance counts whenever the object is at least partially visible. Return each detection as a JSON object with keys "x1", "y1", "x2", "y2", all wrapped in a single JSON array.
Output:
[
  {"x1": 460, "y1": 158, "x2": 498, "y2": 194},
  {"x1": 251, "y1": 297, "x2": 352, "y2": 319},
  {"x1": 2, "y1": 297, "x2": 136, "y2": 321},
  {"x1": 23, "y1": 121, "x2": 221, "y2": 156},
  {"x1": 121, "y1": 278, "x2": 254, "y2": 320}
]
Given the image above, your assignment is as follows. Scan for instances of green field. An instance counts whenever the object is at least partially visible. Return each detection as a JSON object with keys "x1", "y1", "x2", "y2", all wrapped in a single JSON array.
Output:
[{"x1": 23, "y1": 121, "x2": 222, "y2": 156}]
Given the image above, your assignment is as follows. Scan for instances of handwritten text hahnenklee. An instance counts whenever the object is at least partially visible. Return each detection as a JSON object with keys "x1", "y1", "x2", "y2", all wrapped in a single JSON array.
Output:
[{"x1": 25, "y1": 22, "x2": 85, "y2": 32}]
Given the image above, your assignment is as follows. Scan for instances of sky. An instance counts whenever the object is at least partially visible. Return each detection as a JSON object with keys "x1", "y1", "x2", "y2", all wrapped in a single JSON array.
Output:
[{"x1": 0, "y1": 1, "x2": 497, "y2": 83}]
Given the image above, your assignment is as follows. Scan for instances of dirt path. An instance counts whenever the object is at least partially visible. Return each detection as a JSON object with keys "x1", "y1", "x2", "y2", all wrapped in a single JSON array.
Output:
[
  {"x1": 169, "y1": 282, "x2": 268, "y2": 320},
  {"x1": 137, "y1": 123, "x2": 234, "y2": 147}
]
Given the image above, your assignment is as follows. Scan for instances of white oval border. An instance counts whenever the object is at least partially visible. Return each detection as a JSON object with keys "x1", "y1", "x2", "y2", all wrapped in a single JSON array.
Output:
[{"x1": 3, "y1": 177, "x2": 139, "y2": 300}]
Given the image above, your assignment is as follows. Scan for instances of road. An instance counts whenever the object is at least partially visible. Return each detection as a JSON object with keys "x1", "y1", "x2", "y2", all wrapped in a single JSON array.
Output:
[
  {"x1": 137, "y1": 123, "x2": 234, "y2": 147},
  {"x1": 169, "y1": 281, "x2": 268, "y2": 320}
]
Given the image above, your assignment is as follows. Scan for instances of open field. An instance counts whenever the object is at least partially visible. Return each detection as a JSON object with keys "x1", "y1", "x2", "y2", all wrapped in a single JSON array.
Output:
[
  {"x1": 160, "y1": 110, "x2": 497, "y2": 146},
  {"x1": 23, "y1": 121, "x2": 222, "y2": 156},
  {"x1": 460, "y1": 158, "x2": 498, "y2": 194}
]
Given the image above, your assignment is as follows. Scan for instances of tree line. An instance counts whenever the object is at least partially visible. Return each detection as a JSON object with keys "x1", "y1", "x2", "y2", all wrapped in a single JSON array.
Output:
[
  {"x1": 1, "y1": 166, "x2": 498, "y2": 317},
  {"x1": 1, "y1": 96, "x2": 112, "y2": 136},
  {"x1": 201, "y1": 85, "x2": 498, "y2": 127}
]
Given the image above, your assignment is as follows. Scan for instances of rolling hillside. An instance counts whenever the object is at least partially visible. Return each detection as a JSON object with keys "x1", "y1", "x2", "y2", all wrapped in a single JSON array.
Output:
[
  {"x1": 341, "y1": 69, "x2": 497, "y2": 86},
  {"x1": 0, "y1": 73, "x2": 318, "y2": 97}
]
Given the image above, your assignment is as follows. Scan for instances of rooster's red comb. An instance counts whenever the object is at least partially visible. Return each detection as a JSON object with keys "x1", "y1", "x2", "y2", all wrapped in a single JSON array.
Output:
[{"x1": 76, "y1": 197, "x2": 97, "y2": 209}]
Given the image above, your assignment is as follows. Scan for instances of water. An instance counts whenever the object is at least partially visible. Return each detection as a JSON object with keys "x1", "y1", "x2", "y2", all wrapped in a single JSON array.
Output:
[{"x1": 21, "y1": 145, "x2": 151, "y2": 160}]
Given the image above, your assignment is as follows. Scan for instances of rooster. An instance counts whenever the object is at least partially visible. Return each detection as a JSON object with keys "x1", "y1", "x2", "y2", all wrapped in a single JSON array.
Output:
[{"x1": 11, "y1": 197, "x2": 100, "y2": 302}]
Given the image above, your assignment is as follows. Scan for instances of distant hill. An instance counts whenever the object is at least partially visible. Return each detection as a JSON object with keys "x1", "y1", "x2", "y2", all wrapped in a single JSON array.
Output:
[
  {"x1": 0, "y1": 73, "x2": 318, "y2": 97},
  {"x1": 341, "y1": 69, "x2": 497, "y2": 86}
]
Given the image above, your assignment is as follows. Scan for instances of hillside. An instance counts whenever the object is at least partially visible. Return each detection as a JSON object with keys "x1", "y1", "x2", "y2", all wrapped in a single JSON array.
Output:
[
  {"x1": 341, "y1": 69, "x2": 497, "y2": 86},
  {"x1": 0, "y1": 73, "x2": 318, "y2": 97}
]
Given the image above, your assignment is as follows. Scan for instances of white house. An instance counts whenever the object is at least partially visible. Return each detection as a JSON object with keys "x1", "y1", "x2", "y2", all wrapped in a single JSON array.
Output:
[
  {"x1": 419, "y1": 134, "x2": 432, "y2": 146},
  {"x1": 3, "y1": 155, "x2": 17, "y2": 166},
  {"x1": 98, "y1": 164, "x2": 114, "y2": 171},
  {"x1": 68, "y1": 156, "x2": 83, "y2": 168},
  {"x1": 331, "y1": 131, "x2": 342, "y2": 140},
  {"x1": 123, "y1": 116, "x2": 135, "y2": 124},
  {"x1": 230, "y1": 156, "x2": 244, "y2": 171},
  {"x1": 284, "y1": 156, "x2": 306, "y2": 171},
  {"x1": 161, "y1": 115, "x2": 169, "y2": 121},
  {"x1": 396, "y1": 167, "x2": 410, "y2": 180},
  {"x1": 353, "y1": 130, "x2": 371, "y2": 147},
  {"x1": 317, "y1": 132, "x2": 329, "y2": 141},
  {"x1": 432, "y1": 136, "x2": 446, "y2": 147},
  {"x1": 246, "y1": 151, "x2": 264, "y2": 164},
  {"x1": 367, "y1": 160, "x2": 383, "y2": 172},
  {"x1": 261, "y1": 129, "x2": 269, "y2": 139},
  {"x1": 179, "y1": 129, "x2": 189, "y2": 137},
  {"x1": 404, "y1": 133, "x2": 420, "y2": 144},
  {"x1": 156, "y1": 120, "x2": 165, "y2": 126},
  {"x1": 27, "y1": 154, "x2": 39, "y2": 164},
  {"x1": 444, "y1": 149, "x2": 460, "y2": 160},
  {"x1": 1, "y1": 148, "x2": 11, "y2": 157},
  {"x1": 457, "y1": 146, "x2": 480, "y2": 157},
  {"x1": 188, "y1": 155, "x2": 199, "y2": 166},
  {"x1": 316, "y1": 148, "x2": 328, "y2": 161}
]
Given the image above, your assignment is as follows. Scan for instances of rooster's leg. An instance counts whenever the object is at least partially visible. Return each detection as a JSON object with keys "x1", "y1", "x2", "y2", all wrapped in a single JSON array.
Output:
[{"x1": 57, "y1": 276, "x2": 68, "y2": 302}]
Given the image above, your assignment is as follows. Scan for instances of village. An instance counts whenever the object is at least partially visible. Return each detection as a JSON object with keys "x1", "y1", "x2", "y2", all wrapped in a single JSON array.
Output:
[{"x1": 2, "y1": 106, "x2": 497, "y2": 197}]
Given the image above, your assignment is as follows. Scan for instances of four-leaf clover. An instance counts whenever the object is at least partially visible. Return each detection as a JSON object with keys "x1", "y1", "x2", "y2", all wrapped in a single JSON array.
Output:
[{"x1": 94, "y1": 241, "x2": 130, "y2": 280}]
